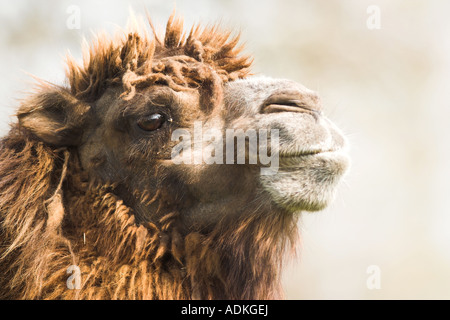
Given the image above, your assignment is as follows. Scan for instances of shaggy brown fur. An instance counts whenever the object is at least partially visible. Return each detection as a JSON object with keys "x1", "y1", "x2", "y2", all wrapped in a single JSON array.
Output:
[
  {"x1": 0, "y1": 129, "x2": 297, "y2": 299},
  {"x1": 0, "y1": 14, "x2": 298, "y2": 300}
]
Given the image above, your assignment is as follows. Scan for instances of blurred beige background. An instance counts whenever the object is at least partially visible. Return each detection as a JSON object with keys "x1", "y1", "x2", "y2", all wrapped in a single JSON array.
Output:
[{"x1": 1, "y1": 0, "x2": 449, "y2": 299}]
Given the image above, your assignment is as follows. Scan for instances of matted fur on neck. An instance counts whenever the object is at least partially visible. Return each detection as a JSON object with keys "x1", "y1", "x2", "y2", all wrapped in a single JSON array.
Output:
[{"x1": 0, "y1": 127, "x2": 299, "y2": 299}]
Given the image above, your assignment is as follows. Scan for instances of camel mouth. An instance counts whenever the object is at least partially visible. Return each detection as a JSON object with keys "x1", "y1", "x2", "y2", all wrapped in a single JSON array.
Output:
[
  {"x1": 279, "y1": 149, "x2": 327, "y2": 158},
  {"x1": 276, "y1": 149, "x2": 348, "y2": 173},
  {"x1": 278, "y1": 148, "x2": 342, "y2": 161},
  {"x1": 259, "y1": 149, "x2": 350, "y2": 212}
]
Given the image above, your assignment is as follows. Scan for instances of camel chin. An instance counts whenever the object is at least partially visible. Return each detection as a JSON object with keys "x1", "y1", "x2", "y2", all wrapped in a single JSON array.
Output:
[{"x1": 260, "y1": 150, "x2": 349, "y2": 212}]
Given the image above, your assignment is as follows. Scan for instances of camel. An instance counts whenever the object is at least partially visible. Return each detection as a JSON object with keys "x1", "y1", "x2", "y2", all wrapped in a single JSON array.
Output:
[{"x1": 0, "y1": 14, "x2": 349, "y2": 299}]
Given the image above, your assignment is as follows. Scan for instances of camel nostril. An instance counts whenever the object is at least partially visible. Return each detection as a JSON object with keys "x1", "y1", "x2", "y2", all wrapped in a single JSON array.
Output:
[{"x1": 260, "y1": 91, "x2": 322, "y2": 115}]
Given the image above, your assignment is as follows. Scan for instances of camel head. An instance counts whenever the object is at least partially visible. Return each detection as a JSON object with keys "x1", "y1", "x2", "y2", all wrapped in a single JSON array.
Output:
[{"x1": 16, "y1": 15, "x2": 349, "y2": 233}]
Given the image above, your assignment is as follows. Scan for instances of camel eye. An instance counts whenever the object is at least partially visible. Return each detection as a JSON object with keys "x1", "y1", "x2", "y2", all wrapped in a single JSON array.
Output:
[{"x1": 137, "y1": 113, "x2": 166, "y2": 131}]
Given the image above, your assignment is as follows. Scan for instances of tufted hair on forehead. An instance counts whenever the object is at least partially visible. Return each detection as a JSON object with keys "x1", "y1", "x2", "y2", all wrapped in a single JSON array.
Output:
[{"x1": 66, "y1": 13, "x2": 252, "y2": 102}]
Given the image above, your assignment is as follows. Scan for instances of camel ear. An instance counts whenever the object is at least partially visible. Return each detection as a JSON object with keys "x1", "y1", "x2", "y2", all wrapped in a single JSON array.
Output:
[{"x1": 18, "y1": 86, "x2": 92, "y2": 146}]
